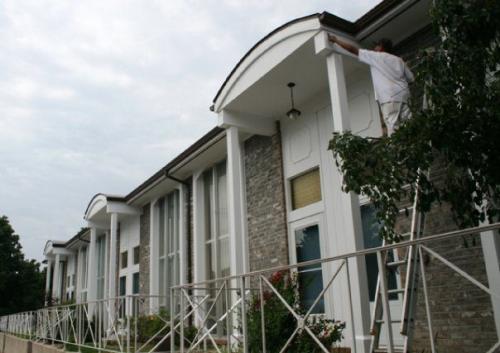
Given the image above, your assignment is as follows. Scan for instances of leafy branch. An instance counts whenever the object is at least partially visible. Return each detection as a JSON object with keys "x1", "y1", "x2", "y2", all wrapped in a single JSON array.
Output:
[{"x1": 329, "y1": 0, "x2": 500, "y2": 241}]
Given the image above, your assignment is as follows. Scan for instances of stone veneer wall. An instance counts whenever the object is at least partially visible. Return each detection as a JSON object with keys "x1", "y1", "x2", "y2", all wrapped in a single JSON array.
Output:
[
  {"x1": 393, "y1": 165, "x2": 498, "y2": 352},
  {"x1": 244, "y1": 128, "x2": 289, "y2": 272},
  {"x1": 139, "y1": 203, "x2": 150, "y2": 296}
]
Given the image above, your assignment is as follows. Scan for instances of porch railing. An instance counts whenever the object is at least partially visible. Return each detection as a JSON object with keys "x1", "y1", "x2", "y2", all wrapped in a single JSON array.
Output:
[{"x1": 1, "y1": 223, "x2": 499, "y2": 353}]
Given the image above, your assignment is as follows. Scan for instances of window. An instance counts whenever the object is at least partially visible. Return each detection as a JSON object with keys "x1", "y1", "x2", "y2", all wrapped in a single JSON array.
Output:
[
  {"x1": 119, "y1": 276, "x2": 126, "y2": 296},
  {"x1": 158, "y1": 190, "x2": 181, "y2": 306},
  {"x1": 361, "y1": 204, "x2": 398, "y2": 301},
  {"x1": 96, "y1": 236, "x2": 106, "y2": 300},
  {"x1": 121, "y1": 251, "x2": 128, "y2": 269},
  {"x1": 291, "y1": 168, "x2": 322, "y2": 210},
  {"x1": 67, "y1": 275, "x2": 71, "y2": 288},
  {"x1": 204, "y1": 161, "x2": 230, "y2": 282},
  {"x1": 133, "y1": 246, "x2": 140, "y2": 265},
  {"x1": 133, "y1": 273, "x2": 140, "y2": 294},
  {"x1": 72, "y1": 274, "x2": 76, "y2": 286},
  {"x1": 295, "y1": 224, "x2": 324, "y2": 313}
]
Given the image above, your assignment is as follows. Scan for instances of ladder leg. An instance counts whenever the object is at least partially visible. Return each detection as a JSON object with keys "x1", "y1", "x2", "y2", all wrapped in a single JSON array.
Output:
[{"x1": 377, "y1": 250, "x2": 395, "y2": 353}]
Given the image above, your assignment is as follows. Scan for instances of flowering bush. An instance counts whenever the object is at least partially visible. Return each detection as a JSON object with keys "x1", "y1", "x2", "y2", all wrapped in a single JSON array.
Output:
[{"x1": 247, "y1": 271, "x2": 345, "y2": 353}]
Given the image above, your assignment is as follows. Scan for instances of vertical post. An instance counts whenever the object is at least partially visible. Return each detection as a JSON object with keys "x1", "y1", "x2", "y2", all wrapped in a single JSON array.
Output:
[
  {"x1": 88, "y1": 227, "x2": 98, "y2": 306},
  {"x1": 180, "y1": 288, "x2": 185, "y2": 353},
  {"x1": 46, "y1": 260, "x2": 53, "y2": 304},
  {"x1": 259, "y1": 276, "x2": 267, "y2": 353},
  {"x1": 226, "y1": 125, "x2": 247, "y2": 276},
  {"x1": 108, "y1": 213, "x2": 118, "y2": 329},
  {"x1": 326, "y1": 51, "x2": 371, "y2": 353},
  {"x1": 170, "y1": 287, "x2": 176, "y2": 353},
  {"x1": 240, "y1": 276, "x2": 248, "y2": 353},
  {"x1": 52, "y1": 254, "x2": 61, "y2": 301},
  {"x1": 345, "y1": 259, "x2": 357, "y2": 353},
  {"x1": 418, "y1": 247, "x2": 436, "y2": 353},
  {"x1": 481, "y1": 228, "x2": 500, "y2": 337}
]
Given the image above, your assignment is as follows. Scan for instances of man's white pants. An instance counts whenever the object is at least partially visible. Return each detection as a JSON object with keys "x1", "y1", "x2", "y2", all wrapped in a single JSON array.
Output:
[{"x1": 380, "y1": 102, "x2": 412, "y2": 136}]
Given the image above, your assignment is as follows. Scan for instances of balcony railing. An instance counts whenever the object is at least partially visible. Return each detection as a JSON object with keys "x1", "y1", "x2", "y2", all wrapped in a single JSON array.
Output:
[{"x1": 1, "y1": 223, "x2": 499, "y2": 353}]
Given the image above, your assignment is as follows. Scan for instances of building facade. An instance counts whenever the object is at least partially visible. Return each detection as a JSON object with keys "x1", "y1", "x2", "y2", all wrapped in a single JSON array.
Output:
[{"x1": 43, "y1": 1, "x2": 500, "y2": 352}]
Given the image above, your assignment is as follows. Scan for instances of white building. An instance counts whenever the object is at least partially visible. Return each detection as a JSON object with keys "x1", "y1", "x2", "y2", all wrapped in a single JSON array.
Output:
[{"x1": 42, "y1": 1, "x2": 500, "y2": 352}]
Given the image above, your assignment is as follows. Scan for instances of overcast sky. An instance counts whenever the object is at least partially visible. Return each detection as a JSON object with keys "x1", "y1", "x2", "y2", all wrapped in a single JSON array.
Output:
[{"x1": 0, "y1": 0, "x2": 380, "y2": 261}]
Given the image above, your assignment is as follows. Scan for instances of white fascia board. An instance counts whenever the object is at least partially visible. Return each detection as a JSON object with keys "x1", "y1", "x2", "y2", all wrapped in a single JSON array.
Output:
[
  {"x1": 314, "y1": 30, "x2": 358, "y2": 59},
  {"x1": 218, "y1": 110, "x2": 276, "y2": 136},
  {"x1": 214, "y1": 17, "x2": 321, "y2": 113},
  {"x1": 107, "y1": 201, "x2": 142, "y2": 216},
  {"x1": 84, "y1": 195, "x2": 107, "y2": 220}
]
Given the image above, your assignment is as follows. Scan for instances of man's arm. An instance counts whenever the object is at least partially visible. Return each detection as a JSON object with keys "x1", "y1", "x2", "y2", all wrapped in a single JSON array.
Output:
[{"x1": 328, "y1": 34, "x2": 359, "y2": 56}]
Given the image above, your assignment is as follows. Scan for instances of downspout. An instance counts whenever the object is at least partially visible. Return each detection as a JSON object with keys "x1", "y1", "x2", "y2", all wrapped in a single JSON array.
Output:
[{"x1": 165, "y1": 172, "x2": 193, "y2": 325}]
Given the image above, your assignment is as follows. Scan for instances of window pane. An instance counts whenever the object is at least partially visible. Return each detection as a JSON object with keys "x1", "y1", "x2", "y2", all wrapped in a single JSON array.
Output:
[
  {"x1": 158, "y1": 198, "x2": 165, "y2": 256},
  {"x1": 119, "y1": 276, "x2": 126, "y2": 296},
  {"x1": 159, "y1": 258, "x2": 165, "y2": 297},
  {"x1": 217, "y1": 161, "x2": 228, "y2": 236},
  {"x1": 206, "y1": 243, "x2": 216, "y2": 280},
  {"x1": 219, "y1": 237, "x2": 230, "y2": 278},
  {"x1": 121, "y1": 251, "x2": 128, "y2": 269},
  {"x1": 133, "y1": 246, "x2": 140, "y2": 265},
  {"x1": 295, "y1": 225, "x2": 324, "y2": 313},
  {"x1": 132, "y1": 273, "x2": 140, "y2": 294},
  {"x1": 204, "y1": 171, "x2": 213, "y2": 240},
  {"x1": 298, "y1": 270, "x2": 325, "y2": 313},
  {"x1": 361, "y1": 204, "x2": 398, "y2": 301},
  {"x1": 291, "y1": 169, "x2": 322, "y2": 210}
]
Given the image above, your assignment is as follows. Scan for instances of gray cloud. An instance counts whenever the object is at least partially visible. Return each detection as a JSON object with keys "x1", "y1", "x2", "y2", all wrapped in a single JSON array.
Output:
[{"x1": 0, "y1": 0, "x2": 379, "y2": 261}]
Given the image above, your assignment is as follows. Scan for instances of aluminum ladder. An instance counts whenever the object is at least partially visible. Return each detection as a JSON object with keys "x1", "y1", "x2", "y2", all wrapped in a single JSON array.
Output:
[{"x1": 369, "y1": 172, "x2": 426, "y2": 353}]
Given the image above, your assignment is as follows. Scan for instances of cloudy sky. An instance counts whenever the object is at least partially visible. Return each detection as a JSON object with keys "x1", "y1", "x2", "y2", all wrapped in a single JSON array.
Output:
[{"x1": 0, "y1": 0, "x2": 380, "y2": 261}]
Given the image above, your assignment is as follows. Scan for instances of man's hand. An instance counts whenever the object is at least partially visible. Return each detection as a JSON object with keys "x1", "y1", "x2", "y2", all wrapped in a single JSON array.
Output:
[{"x1": 327, "y1": 33, "x2": 359, "y2": 56}]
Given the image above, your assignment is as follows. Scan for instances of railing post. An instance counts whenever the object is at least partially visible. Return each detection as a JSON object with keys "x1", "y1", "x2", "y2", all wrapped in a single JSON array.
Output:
[
  {"x1": 259, "y1": 276, "x2": 267, "y2": 353},
  {"x1": 171, "y1": 288, "x2": 176, "y2": 353},
  {"x1": 418, "y1": 246, "x2": 436, "y2": 353},
  {"x1": 345, "y1": 259, "x2": 357, "y2": 353},
  {"x1": 240, "y1": 276, "x2": 248, "y2": 353},
  {"x1": 180, "y1": 287, "x2": 185, "y2": 353}
]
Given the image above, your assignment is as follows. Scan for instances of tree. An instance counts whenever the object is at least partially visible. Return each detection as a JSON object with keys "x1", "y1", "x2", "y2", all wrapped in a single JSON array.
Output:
[
  {"x1": 329, "y1": 0, "x2": 500, "y2": 241},
  {"x1": 0, "y1": 215, "x2": 45, "y2": 315}
]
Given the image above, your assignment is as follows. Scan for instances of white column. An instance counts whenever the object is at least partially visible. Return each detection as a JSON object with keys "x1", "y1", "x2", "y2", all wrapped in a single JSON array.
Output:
[
  {"x1": 109, "y1": 213, "x2": 118, "y2": 300},
  {"x1": 481, "y1": 228, "x2": 500, "y2": 337},
  {"x1": 326, "y1": 52, "x2": 371, "y2": 353},
  {"x1": 51, "y1": 254, "x2": 61, "y2": 300},
  {"x1": 75, "y1": 249, "x2": 81, "y2": 303},
  {"x1": 178, "y1": 185, "x2": 187, "y2": 286},
  {"x1": 226, "y1": 125, "x2": 248, "y2": 276},
  {"x1": 87, "y1": 227, "x2": 98, "y2": 303},
  {"x1": 45, "y1": 259, "x2": 53, "y2": 304}
]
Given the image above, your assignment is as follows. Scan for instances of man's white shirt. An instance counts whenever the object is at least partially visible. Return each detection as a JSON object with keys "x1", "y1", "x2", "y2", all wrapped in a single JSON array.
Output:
[{"x1": 358, "y1": 49, "x2": 414, "y2": 104}]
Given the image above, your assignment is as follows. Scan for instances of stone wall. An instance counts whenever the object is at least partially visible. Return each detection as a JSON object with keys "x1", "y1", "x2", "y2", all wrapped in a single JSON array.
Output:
[
  {"x1": 393, "y1": 166, "x2": 498, "y2": 352},
  {"x1": 244, "y1": 129, "x2": 289, "y2": 272},
  {"x1": 139, "y1": 203, "x2": 150, "y2": 296}
]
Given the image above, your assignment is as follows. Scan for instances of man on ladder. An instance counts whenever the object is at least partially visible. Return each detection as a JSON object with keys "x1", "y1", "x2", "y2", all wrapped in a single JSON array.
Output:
[
  {"x1": 329, "y1": 35, "x2": 421, "y2": 353},
  {"x1": 328, "y1": 35, "x2": 414, "y2": 136}
]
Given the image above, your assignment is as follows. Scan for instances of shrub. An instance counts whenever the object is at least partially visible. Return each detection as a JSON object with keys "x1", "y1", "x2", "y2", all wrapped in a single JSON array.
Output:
[{"x1": 246, "y1": 271, "x2": 345, "y2": 353}]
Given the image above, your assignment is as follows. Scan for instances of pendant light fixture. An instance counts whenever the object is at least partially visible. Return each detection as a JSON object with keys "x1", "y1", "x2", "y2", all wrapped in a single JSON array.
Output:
[{"x1": 286, "y1": 82, "x2": 301, "y2": 120}]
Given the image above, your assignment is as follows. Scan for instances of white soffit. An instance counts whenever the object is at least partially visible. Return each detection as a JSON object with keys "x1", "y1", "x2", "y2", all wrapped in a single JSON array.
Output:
[{"x1": 214, "y1": 16, "x2": 321, "y2": 113}]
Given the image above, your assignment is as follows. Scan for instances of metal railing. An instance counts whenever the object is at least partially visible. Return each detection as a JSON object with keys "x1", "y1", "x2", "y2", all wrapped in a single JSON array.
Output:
[
  {"x1": 171, "y1": 222, "x2": 500, "y2": 353},
  {"x1": 1, "y1": 223, "x2": 500, "y2": 353},
  {"x1": 0, "y1": 295, "x2": 186, "y2": 353}
]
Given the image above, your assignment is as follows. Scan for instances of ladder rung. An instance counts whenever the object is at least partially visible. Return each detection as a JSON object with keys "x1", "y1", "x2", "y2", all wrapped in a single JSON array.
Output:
[
  {"x1": 387, "y1": 289, "x2": 405, "y2": 295},
  {"x1": 375, "y1": 319, "x2": 402, "y2": 324},
  {"x1": 386, "y1": 260, "x2": 407, "y2": 267}
]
